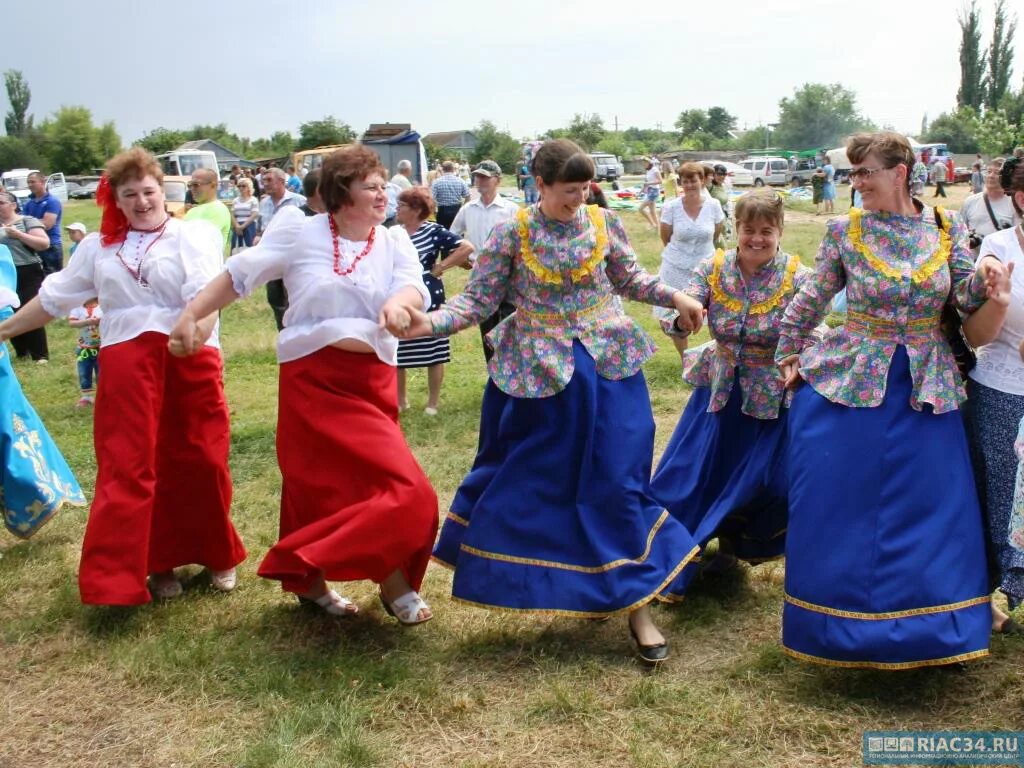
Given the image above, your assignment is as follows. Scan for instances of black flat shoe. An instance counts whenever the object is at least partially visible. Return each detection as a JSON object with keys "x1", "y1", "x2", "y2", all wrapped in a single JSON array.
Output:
[
  {"x1": 629, "y1": 624, "x2": 669, "y2": 665},
  {"x1": 995, "y1": 617, "x2": 1024, "y2": 635}
]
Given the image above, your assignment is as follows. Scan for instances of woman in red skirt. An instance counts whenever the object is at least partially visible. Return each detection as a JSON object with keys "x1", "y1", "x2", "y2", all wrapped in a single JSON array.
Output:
[
  {"x1": 0, "y1": 147, "x2": 246, "y2": 604},
  {"x1": 170, "y1": 146, "x2": 438, "y2": 623}
]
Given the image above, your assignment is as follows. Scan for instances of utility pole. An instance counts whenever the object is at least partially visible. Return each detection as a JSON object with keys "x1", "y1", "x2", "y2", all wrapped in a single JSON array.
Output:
[{"x1": 614, "y1": 115, "x2": 619, "y2": 133}]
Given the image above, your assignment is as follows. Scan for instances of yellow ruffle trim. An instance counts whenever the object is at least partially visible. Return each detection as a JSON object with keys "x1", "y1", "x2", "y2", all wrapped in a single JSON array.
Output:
[
  {"x1": 848, "y1": 206, "x2": 950, "y2": 285},
  {"x1": 708, "y1": 249, "x2": 800, "y2": 315},
  {"x1": 517, "y1": 204, "x2": 607, "y2": 285}
]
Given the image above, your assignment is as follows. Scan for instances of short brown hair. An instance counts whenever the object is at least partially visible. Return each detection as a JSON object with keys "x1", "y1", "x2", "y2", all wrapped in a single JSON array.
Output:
[
  {"x1": 846, "y1": 131, "x2": 914, "y2": 191},
  {"x1": 678, "y1": 162, "x2": 705, "y2": 181},
  {"x1": 531, "y1": 139, "x2": 595, "y2": 185},
  {"x1": 320, "y1": 146, "x2": 385, "y2": 213},
  {"x1": 734, "y1": 189, "x2": 785, "y2": 230},
  {"x1": 398, "y1": 186, "x2": 436, "y2": 219},
  {"x1": 105, "y1": 147, "x2": 163, "y2": 189}
]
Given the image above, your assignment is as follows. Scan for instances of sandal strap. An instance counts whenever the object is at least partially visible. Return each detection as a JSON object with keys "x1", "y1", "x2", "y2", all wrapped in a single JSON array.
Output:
[{"x1": 390, "y1": 591, "x2": 429, "y2": 622}]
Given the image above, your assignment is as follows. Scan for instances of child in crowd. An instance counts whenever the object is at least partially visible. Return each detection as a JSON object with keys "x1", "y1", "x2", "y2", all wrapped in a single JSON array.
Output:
[
  {"x1": 67, "y1": 297, "x2": 101, "y2": 406},
  {"x1": 65, "y1": 222, "x2": 87, "y2": 258}
]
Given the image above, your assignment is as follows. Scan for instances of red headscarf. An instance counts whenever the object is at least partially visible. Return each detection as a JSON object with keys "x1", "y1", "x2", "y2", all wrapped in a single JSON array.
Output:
[{"x1": 96, "y1": 175, "x2": 128, "y2": 247}]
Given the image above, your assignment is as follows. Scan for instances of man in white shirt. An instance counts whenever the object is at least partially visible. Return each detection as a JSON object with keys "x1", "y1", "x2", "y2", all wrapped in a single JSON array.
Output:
[
  {"x1": 256, "y1": 167, "x2": 306, "y2": 329},
  {"x1": 450, "y1": 160, "x2": 520, "y2": 360},
  {"x1": 390, "y1": 159, "x2": 413, "y2": 190},
  {"x1": 960, "y1": 158, "x2": 1021, "y2": 259}
]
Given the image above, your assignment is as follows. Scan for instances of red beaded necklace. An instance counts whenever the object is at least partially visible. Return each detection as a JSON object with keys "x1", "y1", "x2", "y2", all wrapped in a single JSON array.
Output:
[
  {"x1": 328, "y1": 214, "x2": 375, "y2": 276},
  {"x1": 115, "y1": 217, "x2": 170, "y2": 287}
]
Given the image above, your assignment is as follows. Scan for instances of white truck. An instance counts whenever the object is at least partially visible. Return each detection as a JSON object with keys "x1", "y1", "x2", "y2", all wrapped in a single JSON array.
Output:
[{"x1": 1, "y1": 169, "x2": 68, "y2": 206}]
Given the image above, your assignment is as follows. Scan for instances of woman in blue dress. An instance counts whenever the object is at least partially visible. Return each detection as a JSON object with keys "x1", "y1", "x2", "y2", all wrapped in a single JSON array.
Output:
[
  {"x1": 651, "y1": 191, "x2": 810, "y2": 584},
  {"x1": 0, "y1": 243, "x2": 86, "y2": 538},
  {"x1": 400, "y1": 140, "x2": 706, "y2": 664}
]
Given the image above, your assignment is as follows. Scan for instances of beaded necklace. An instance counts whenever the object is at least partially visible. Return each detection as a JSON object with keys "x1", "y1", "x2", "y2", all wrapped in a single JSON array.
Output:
[
  {"x1": 329, "y1": 215, "x2": 375, "y2": 276},
  {"x1": 115, "y1": 217, "x2": 169, "y2": 288}
]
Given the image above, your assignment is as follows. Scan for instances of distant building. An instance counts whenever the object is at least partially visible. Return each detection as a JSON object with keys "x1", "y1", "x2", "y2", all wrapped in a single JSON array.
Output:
[
  {"x1": 175, "y1": 139, "x2": 256, "y2": 172},
  {"x1": 422, "y1": 130, "x2": 478, "y2": 157}
]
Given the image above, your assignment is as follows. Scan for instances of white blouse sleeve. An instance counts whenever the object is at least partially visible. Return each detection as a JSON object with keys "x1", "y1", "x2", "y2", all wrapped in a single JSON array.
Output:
[
  {"x1": 225, "y1": 205, "x2": 305, "y2": 297},
  {"x1": 711, "y1": 199, "x2": 725, "y2": 224},
  {"x1": 386, "y1": 226, "x2": 431, "y2": 310},
  {"x1": 178, "y1": 219, "x2": 224, "y2": 303},
  {"x1": 37, "y1": 233, "x2": 99, "y2": 317}
]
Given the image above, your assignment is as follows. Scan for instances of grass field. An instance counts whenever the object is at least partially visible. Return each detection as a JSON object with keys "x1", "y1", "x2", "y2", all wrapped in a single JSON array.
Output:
[{"x1": 4, "y1": 183, "x2": 1020, "y2": 768}]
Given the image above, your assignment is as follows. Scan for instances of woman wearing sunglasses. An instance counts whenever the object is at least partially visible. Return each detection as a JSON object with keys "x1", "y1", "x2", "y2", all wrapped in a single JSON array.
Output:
[{"x1": 776, "y1": 131, "x2": 1012, "y2": 670}]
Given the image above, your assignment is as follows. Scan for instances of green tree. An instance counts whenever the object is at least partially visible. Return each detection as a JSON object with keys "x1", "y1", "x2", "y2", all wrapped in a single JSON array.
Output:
[
  {"x1": 3, "y1": 70, "x2": 33, "y2": 138},
  {"x1": 706, "y1": 107, "x2": 737, "y2": 139},
  {"x1": 773, "y1": 83, "x2": 873, "y2": 148},
  {"x1": 958, "y1": 0, "x2": 987, "y2": 110},
  {"x1": 975, "y1": 109, "x2": 1018, "y2": 156},
  {"x1": 296, "y1": 116, "x2": 355, "y2": 151},
  {"x1": 468, "y1": 121, "x2": 521, "y2": 173},
  {"x1": 596, "y1": 133, "x2": 629, "y2": 158},
  {"x1": 924, "y1": 106, "x2": 980, "y2": 152},
  {"x1": 674, "y1": 108, "x2": 708, "y2": 136},
  {"x1": 986, "y1": 0, "x2": 1017, "y2": 108},
  {"x1": 250, "y1": 131, "x2": 295, "y2": 158},
  {"x1": 0, "y1": 136, "x2": 42, "y2": 171},
  {"x1": 96, "y1": 121, "x2": 122, "y2": 161},
  {"x1": 40, "y1": 106, "x2": 101, "y2": 174},
  {"x1": 559, "y1": 113, "x2": 605, "y2": 151},
  {"x1": 136, "y1": 127, "x2": 188, "y2": 155}
]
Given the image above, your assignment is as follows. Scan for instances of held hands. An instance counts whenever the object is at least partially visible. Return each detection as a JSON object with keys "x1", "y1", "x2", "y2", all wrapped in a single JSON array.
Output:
[
  {"x1": 396, "y1": 307, "x2": 434, "y2": 339},
  {"x1": 379, "y1": 299, "x2": 411, "y2": 337},
  {"x1": 983, "y1": 260, "x2": 1015, "y2": 307},
  {"x1": 977, "y1": 256, "x2": 1011, "y2": 303},
  {"x1": 168, "y1": 309, "x2": 208, "y2": 357},
  {"x1": 671, "y1": 292, "x2": 704, "y2": 335},
  {"x1": 778, "y1": 354, "x2": 802, "y2": 389}
]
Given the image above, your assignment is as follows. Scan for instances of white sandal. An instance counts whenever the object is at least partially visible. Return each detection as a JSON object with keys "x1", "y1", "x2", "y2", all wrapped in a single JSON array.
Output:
[
  {"x1": 380, "y1": 591, "x2": 432, "y2": 626},
  {"x1": 298, "y1": 589, "x2": 358, "y2": 616}
]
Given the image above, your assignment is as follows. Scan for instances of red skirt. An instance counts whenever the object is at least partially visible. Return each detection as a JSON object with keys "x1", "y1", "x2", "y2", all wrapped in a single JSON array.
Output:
[
  {"x1": 258, "y1": 346, "x2": 438, "y2": 594},
  {"x1": 79, "y1": 332, "x2": 247, "y2": 605}
]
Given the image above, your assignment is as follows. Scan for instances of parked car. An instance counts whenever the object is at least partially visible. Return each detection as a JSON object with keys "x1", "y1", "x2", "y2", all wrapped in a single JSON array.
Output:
[
  {"x1": 740, "y1": 156, "x2": 791, "y2": 186},
  {"x1": 163, "y1": 176, "x2": 190, "y2": 218},
  {"x1": 954, "y1": 166, "x2": 972, "y2": 183},
  {"x1": 69, "y1": 180, "x2": 100, "y2": 199},
  {"x1": 701, "y1": 160, "x2": 754, "y2": 187},
  {"x1": 589, "y1": 152, "x2": 624, "y2": 181},
  {"x1": 64, "y1": 181, "x2": 83, "y2": 196},
  {"x1": 789, "y1": 157, "x2": 819, "y2": 185}
]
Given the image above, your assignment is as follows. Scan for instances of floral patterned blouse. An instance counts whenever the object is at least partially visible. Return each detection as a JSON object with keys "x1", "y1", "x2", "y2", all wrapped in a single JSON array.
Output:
[
  {"x1": 430, "y1": 204, "x2": 677, "y2": 398},
  {"x1": 775, "y1": 204, "x2": 989, "y2": 414},
  {"x1": 666, "y1": 249, "x2": 811, "y2": 420}
]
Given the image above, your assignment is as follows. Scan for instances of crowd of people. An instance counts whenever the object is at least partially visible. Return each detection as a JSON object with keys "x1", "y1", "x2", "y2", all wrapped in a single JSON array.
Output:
[{"x1": 1, "y1": 133, "x2": 1024, "y2": 672}]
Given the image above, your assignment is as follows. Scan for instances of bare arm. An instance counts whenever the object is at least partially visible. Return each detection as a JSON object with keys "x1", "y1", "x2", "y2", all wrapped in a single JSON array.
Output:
[
  {"x1": 0, "y1": 296, "x2": 55, "y2": 341},
  {"x1": 168, "y1": 272, "x2": 239, "y2": 356},
  {"x1": 5, "y1": 224, "x2": 50, "y2": 251},
  {"x1": 962, "y1": 261, "x2": 1014, "y2": 347},
  {"x1": 659, "y1": 222, "x2": 672, "y2": 246},
  {"x1": 39, "y1": 212, "x2": 58, "y2": 231},
  {"x1": 434, "y1": 241, "x2": 475, "y2": 274}
]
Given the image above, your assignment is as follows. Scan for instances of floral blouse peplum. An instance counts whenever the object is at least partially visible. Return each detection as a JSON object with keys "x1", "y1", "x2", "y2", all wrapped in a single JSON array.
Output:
[
  {"x1": 775, "y1": 205, "x2": 989, "y2": 414},
  {"x1": 669, "y1": 249, "x2": 811, "y2": 420},
  {"x1": 429, "y1": 204, "x2": 678, "y2": 398}
]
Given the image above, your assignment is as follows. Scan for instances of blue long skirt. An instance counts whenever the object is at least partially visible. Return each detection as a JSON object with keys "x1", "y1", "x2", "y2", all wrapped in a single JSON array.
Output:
[
  {"x1": 650, "y1": 380, "x2": 788, "y2": 588},
  {"x1": 1, "y1": 342, "x2": 86, "y2": 538},
  {"x1": 782, "y1": 346, "x2": 990, "y2": 669},
  {"x1": 433, "y1": 342, "x2": 699, "y2": 616}
]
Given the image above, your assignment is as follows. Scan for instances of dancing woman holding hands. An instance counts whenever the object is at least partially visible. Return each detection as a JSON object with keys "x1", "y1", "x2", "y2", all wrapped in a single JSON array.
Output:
[
  {"x1": 651, "y1": 190, "x2": 809, "y2": 582},
  {"x1": 170, "y1": 146, "x2": 438, "y2": 624},
  {"x1": 0, "y1": 148, "x2": 246, "y2": 604},
  {"x1": 399, "y1": 139, "x2": 705, "y2": 664},
  {"x1": 776, "y1": 132, "x2": 1012, "y2": 669}
]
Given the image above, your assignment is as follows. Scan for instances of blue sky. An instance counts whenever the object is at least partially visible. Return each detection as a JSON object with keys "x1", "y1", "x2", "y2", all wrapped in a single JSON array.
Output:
[{"x1": 3, "y1": 0, "x2": 1005, "y2": 145}]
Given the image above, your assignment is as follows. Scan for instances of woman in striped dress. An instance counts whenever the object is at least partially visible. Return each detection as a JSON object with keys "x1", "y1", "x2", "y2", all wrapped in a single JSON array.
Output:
[{"x1": 395, "y1": 186, "x2": 474, "y2": 415}]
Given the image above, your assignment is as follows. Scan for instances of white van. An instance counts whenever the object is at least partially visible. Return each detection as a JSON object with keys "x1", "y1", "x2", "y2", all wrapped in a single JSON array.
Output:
[
  {"x1": 589, "y1": 153, "x2": 624, "y2": 182},
  {"x1": 739, "y1": 156, "x2": 791, "y2": 187},
  {"x1": 155, "y1": 150, "x2": 220, "y2": 180},
  {"x1": 1, "y1": 169, "x2": 68, "y2": 205}
]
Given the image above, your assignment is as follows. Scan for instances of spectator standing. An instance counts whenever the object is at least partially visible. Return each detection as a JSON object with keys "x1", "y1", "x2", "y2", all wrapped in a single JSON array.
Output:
[
  {"x1": 971, "y1": 162, "x2": 985, "y2": 194},
  {"x1": 933, "y1": 157, "x2": 949, "y2": 198},
  {"x1": 390, "y1": 159, "x2": 414, "y2": 191},
  {"x1": 912, "y1": 157, "x2": 928, "y2": 196},
  {"x1": 821, "y1": 158, "x2": 836, "y2": 214},
  {"x1": 184, "y1": 168, "x2": 232, "y2": 251},
  {"x1": 638, "y1": 159, "x2": 662, "y2": 229},
  {"x1": 661, "y1": 160, "x2": 678, "y2": 200},
  {"x1": 258, "y1": 168, "x2": 306, "y2": 330},
  {"x1": 449, "y1": 160, "x2": 519, "y2": 360},
  {"x1": 230, "y1": 178, "x2": 260, "y2": 252},
  {"x1": 0, "y1": 190, "x2": 49, "y2": 362},
  {"x1": 300, "y1": 168, "x2": 325, "y2": 215},
  {"x1": 67, "y1": 297, "x2": 101, "y2": 407},
  {"x1": 23, "y1": 172, "x2": 63, "y2": 274},
  {"x1": 431, "y1": 161, "x2": 470, "y2": 229},
  {"x1": 961, "y1": 158, "x2": 1020, "y2": 260},
  {"x1": 65, "y1": 222, "x2": 87, "y2": 259},
  {"x1": 520, "y1": 158, "x2": 539, "y2": 204},
  {"x1": 286, "y1": 166, "x2": 302, "y2": 193}
]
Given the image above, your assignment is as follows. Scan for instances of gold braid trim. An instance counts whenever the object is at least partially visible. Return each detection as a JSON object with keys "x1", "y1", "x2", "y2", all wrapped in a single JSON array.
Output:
[
  {"x1": 708, "y1": 249, "x2": 801, "y2": 315},
  {"x1": 783, "y1": 645, "x2": 989, "y2": 671},
  {"x1": 848, "y1": 206, "x2": 951, "y2": 285},
  {"x1": 785, "y1": 592, "x2": 990, "y2": 620},
  {"x1": 517, "y1": 205, "x2": 607, "y2": 285}
]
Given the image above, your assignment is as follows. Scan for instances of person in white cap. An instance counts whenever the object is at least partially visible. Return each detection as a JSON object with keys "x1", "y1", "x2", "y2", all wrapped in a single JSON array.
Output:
[{"x1": 65, "y1": 222, "x2": 87, "y2": 259}]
